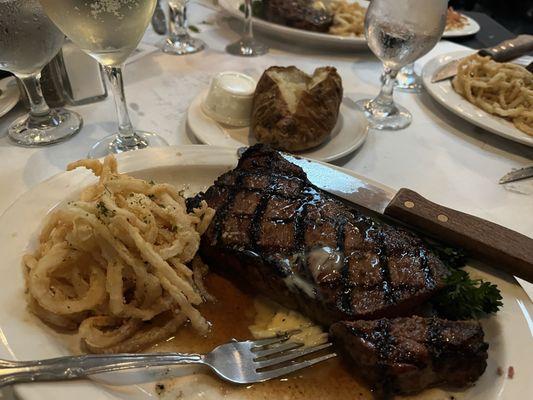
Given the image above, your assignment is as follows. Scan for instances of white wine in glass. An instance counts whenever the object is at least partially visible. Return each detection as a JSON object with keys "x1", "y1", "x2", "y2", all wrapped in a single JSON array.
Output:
[
  {"x1": 0, "y1": 0, "x2": 83, "y2": 146},
  {"x1": 39, "y1": 0, "x2": 168, "y2": 158}
]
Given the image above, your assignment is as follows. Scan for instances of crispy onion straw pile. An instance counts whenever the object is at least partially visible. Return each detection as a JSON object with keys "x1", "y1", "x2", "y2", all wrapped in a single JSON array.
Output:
[
  {"x1": 328, "y1": 0, "x2": 365, "y2": 37},
  {"x1": 452, "y1": 54, "x2": 533, "y2": 136},
  {"x1": 23, "y1": 156, "x2": 215, "y2": 353}
]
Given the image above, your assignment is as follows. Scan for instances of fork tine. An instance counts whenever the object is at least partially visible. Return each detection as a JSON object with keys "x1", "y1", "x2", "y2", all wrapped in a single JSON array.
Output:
[
  {"x1": 248, "y1": 335, "x2": 290, "y2": 347},
  {"x1": 254, "y1": 343, "x2": 333, "y2": 369},
  {"x1": 253, "y1": 341, "x2": 303, "y2": 358},
  {"x1": 254, "y1": 352, "x2": 337, "y2": 382}
]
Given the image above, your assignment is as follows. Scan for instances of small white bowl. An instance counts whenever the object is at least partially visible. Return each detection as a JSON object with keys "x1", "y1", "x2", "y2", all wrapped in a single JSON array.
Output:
[{"x1": 202, "y1": 72, "x2": 257, "y2": 127}]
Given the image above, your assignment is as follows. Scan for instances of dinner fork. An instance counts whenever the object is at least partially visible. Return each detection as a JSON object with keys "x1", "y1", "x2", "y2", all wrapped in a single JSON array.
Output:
[{"x1": 0, "y1": 335, "x2": 336, "y2": 387}]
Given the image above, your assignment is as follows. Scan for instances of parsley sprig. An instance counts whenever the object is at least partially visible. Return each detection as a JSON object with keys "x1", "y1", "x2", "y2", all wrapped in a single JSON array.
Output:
[{"x1": 432, "y1": 267, "x2": 503, "y2": 320}]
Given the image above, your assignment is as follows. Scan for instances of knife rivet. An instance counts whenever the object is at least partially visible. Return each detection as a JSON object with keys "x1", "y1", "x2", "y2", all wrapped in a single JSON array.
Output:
[
  {"x1": 404, "y1": 201, "x2": 415, "y2": 208},
  {"x1": 437, "y1": 214, "x2": 449, "y2": 222}
]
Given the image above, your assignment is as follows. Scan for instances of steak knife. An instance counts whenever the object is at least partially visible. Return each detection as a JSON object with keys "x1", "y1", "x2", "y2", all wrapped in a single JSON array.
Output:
[
  {"x1": 431, "y1": 34, "x2": 533, "y2": 83},
  {"x1": 285, "y1": 155, "x2": 533, "y2": 283},
  {"x1": 499, "y1": 166, "x2": 533, "y2": 184}
]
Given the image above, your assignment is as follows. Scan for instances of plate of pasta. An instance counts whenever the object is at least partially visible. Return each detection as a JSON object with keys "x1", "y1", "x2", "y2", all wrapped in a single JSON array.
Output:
[
  {"x1": 219, "y1": 1, "x2": 479, "y2": 50},
  {"x1": 422, "y1": 51, "x2": 533, "y2": 147}
]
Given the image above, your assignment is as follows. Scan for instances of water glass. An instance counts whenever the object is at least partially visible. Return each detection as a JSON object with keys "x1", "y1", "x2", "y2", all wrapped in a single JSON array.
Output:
[
  {"x1": 226, "y1": 0, "x2": 268, "y2": 56},
  {"x1": 355, "y1": 0, "x2": 447, "y2": 130},
  {"x1": 159, "y1": 0, "x2": 206, "y2": 55},
  {"x1": 0, "y1": 0, "x2": 82, "y2": 146}
]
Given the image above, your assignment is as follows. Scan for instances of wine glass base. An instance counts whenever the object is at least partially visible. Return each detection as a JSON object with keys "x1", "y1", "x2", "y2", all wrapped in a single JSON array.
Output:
[
  {"x1": 8, "y1": 108, "x2": 82, "y2": 147},
  {"x1": 355, "y1": 99, "x2": 412, "y2": 130},
  {"x1": 226, "y1": 37, "x2": 268, "y2": 57},
  {"x1": 395, "y1": 71, "x2": 423, "y2": 93},
  {"x1": 159, "y1": 35, "x2": 205, "y2": 55},
  {"x1": 88, "y1": 131, "x2": 169, "y2": 158}
]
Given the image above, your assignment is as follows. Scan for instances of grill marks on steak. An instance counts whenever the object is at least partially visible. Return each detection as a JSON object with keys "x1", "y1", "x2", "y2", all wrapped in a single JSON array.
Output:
[
  {"x1": 330, "y1": 317, "x2": 489, "y2": 395},
  {"x1": 191, "y1": 145, "x2": 450, "y2": 324}
]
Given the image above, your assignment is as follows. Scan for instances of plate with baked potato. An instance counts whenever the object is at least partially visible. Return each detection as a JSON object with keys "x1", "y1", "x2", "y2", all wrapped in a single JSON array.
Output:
[{"x1": 187, "y1": 66, "x2": 369, "y2": 162}]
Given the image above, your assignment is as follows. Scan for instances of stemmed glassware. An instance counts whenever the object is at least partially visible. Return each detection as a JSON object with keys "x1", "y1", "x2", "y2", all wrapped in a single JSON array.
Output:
[
  {"x1": 395, "y1": 63, "x2": 423, "y2": 92},
  {"x1": 226, "y1": 0, "x2": 268, "y2": 56},
  {"x1": 355, "y1": 0, "x2": 447, "y2": 130},
  {"x1": 0, "y1": 0, "x2": 82, "y2": 147},
  {"x1": 159, "y1": 0, "x2": 206, "y2": 55},
  {"x1": 39, "y1": 0, "x2": 168, "y2": 158}
]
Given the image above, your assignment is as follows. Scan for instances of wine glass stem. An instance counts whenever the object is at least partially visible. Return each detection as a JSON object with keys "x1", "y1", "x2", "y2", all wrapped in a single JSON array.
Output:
[
  {"x1": 169, "y1": 1, "x2": 188, "y2": 37},
  {"x1": 374, "y1": 67, "x2": 398, "y2": 108},
  {"x1": 402, "y1": 63, "x2": 415, "y2": 75},
  {"x1": 243, "y1": 0, "x2": 254, "y2": 39},
  {"x1": 19, "y1": 73, "x2": 51, "y2": 119},
  {"x1": 103, "y1": 65, "x2": 136, "y2": 143}
]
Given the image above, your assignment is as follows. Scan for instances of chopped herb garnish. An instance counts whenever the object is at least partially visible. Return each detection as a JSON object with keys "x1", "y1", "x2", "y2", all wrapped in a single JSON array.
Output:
[
  {"x1": 96, "y1": 201, "x2": 115, "y2": 218},
  {"x1": 189, "y1": 24, "x2": 200, "y2": 33},
  {"x1": 432, "y1": 269, "x2": 503, "y2": 320}
]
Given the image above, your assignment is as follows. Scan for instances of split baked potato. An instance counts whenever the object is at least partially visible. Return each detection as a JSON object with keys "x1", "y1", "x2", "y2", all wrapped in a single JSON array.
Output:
[{"x1": 251, "y1": 66, "x2": 343, "y2": 152}]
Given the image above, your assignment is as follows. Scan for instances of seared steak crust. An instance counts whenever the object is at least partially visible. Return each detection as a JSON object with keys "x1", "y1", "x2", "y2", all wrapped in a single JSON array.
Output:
[
  {"x1": 264, "y1": 0, "x2": 333, "y2": 32},
  {"x1": 189, "y1": 145, "x2": 450, "y2": 325},
  {"x1": 330, "y1": 317, "x2": 488, "y2": 394}
]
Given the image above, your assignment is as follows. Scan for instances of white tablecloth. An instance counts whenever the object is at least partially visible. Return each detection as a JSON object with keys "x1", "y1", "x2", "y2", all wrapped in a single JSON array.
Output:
[{"x1": 0, "y1": 4, "x2": 532, "y2": 301}]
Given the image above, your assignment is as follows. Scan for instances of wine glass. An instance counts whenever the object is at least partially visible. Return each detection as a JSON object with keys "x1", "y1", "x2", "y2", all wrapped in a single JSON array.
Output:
[
  {"x1": 355, "y1": 0, "x2": 447, "y2": 130},
  {"x1": 226, "y1": 0, "x2": 268, "y2": 56},
  {"x1": 0, "y1": 0, "x2": 82, "y2": 147},
  {"x1": 159, "y1": 0, "x2": 206, "y2": 55},
  {"x1": 395, "y1": 62, "x2": 423, "y2": 92},
  {"x1": 39, "y1": 0, "x2": 169, "y2": 158}
]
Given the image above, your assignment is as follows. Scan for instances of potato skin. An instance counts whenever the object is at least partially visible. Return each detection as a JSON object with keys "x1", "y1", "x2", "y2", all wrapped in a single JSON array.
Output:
[{"x1": 251, "y1": 66, "x2": 343, "y2": 152}]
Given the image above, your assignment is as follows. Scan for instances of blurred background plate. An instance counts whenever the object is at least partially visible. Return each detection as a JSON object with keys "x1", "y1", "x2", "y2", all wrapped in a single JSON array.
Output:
[
  {"x1": 443, "y1": 14, "x2": 481, "y2": 38},
  {"x1": 422, "y1": 51, "x2": 533, "y2": 148},
  {"x1": 219, "y1": 0, "x2": 369, "y2": 50}
]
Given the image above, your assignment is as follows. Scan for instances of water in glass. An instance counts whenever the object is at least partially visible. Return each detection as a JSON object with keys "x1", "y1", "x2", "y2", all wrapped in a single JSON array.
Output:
[
  {"x1": 0, "y1": 0, "x2": 82, "y2": 146},
  {"x1": 356, "y1": 0, "x2": 447, "y2": 130}
]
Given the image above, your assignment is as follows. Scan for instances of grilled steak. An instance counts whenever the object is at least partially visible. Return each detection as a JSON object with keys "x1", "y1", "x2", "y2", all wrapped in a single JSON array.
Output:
[
  {"x1": 189, "y1": 145, "x2": 450, "y2": 325},
  {"x1": 264, "y1": 0, "x2": 333, "y2": 32},
  {"x1": 330, "y1": 317, "x2": 488, "y2": 395}
]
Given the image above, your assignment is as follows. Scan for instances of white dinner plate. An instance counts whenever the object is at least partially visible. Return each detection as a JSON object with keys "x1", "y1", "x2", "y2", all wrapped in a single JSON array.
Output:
[
  {"x1": 187, "y1": 89, "x2": 369, "y2": 162},
  {"x1": 422, "y1": 51, "x2": 533, "y2": 148},
  {"x1": 443, "y1": 14, "x2": 480, "y2": 38},
  {"x1": 219, "y1": 0, "x2": 369, "y2": 50},
  {"x1": 220, "y1": 0, "x2": 478, "y2": 49},
  {"x1": 0, "y1": 77, "x2": 20, "y2": 118},
  {"x1": 0, "y1": 146, "x2": 531, "y2": 400}
]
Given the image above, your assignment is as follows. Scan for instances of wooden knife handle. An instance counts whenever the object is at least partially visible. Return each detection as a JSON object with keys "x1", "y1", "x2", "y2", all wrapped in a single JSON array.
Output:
[
  {"x1": 478, "y1": 34, "x2": 533, "y2": 62},
  {"x1": 384, "y1": 188, "x2": 533, "y2": 283}
]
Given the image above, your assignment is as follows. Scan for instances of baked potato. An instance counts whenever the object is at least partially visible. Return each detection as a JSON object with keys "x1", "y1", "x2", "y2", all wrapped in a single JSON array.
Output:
[{"x1": 251, "y1": 66, "x2": 343, "y2": 152}]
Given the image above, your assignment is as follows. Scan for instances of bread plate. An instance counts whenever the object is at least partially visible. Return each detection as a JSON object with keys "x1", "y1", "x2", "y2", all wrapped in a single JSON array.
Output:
[
  {"x1": 422, "y1": 51, "x2": 533, "y2": 148},
  {"x1": 187, "y1": 89, "x2": 369, "y2": 162},
  {"x1": 0, "y1": 146, "x2": 531, "y2": 400}
]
